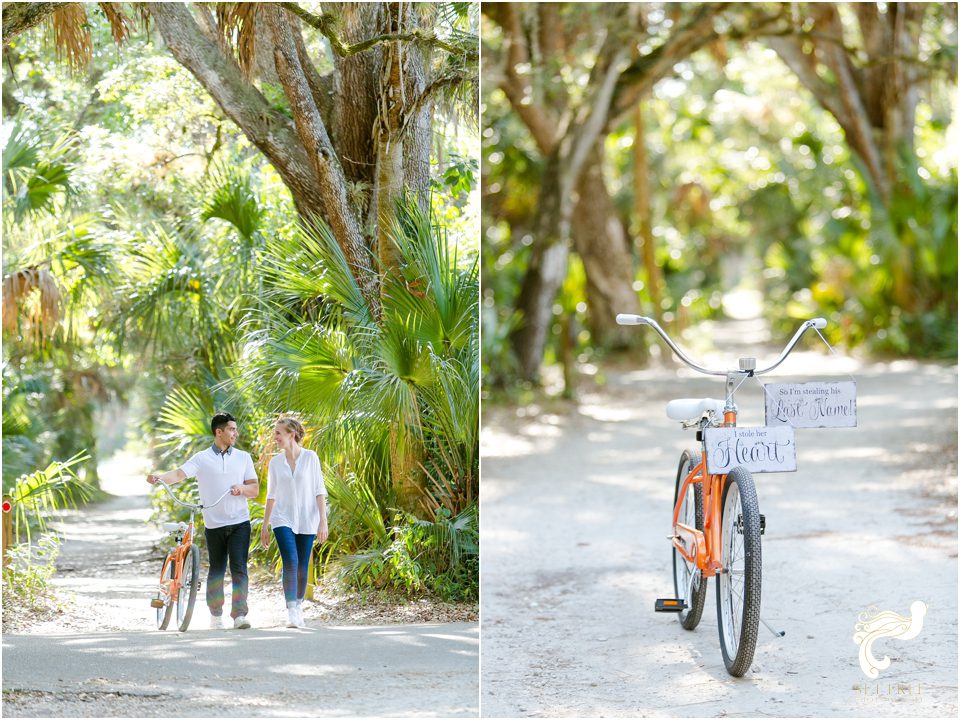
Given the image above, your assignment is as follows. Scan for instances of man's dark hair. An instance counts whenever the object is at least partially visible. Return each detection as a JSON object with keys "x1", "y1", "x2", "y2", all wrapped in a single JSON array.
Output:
[{"x1": 211, "y1": 412, "x2": 236, "y2": 436}]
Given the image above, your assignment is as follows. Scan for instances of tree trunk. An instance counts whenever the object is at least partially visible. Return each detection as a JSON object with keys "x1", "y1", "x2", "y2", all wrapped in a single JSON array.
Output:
[
  {"x1": 633, "y1": 98, "x2": 663, "y2": 323},
  {"x1": 373, "y1": 3, "x2": 432, "y2": 276},
  {"x1": 510, "y1": 153, "x2": 570, "y2": 381},
  {"x1": 570, "y1": 145, "x2": 638, "y2": 349},
  {"x1": 149, "y1": 3, "x2": 381, "y2": 311},
  {"x1": 266, "y1": 4, "x2": 379, "y2": 312},
  {"x1": 768, "y1": 3, "x2": 931, "y2": 206}
]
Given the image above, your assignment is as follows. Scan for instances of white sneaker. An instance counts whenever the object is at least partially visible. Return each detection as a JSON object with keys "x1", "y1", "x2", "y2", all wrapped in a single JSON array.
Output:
[
  {"x1": 286, "y1": 606, "x2": 299, "y2": 628},
  {"x1": 210, "y1": 615, "x2": 224, "y2": 630},
  {"x1": 296, "y1": 600, "x2": 307, "y2": 628},
  {"x1": 233, "y1": 615, "x2": 251, "y2": 629}
]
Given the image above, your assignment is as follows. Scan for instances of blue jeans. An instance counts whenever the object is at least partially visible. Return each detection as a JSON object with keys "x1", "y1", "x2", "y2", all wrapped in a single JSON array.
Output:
[
  {"x1": 205, "y1": 520, "x2": 250, "y2": 619},
  {"x1": 273, "y1": 526, "x2": 316, "y2": 603}
]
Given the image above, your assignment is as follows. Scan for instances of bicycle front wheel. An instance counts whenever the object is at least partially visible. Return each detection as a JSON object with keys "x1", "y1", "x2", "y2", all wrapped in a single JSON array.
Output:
[
  {"x1": 672, "y1": 449, "x2": 707, "y2": 630},
  {"x1": 156, "y1": 556, "x2": 174, "y2": 630},
  {"x1": 176, "y1": 544, "x2": 200, "y2": 632},
  {"x1": 716, "y1": 466, "x2": 762, "y2": 677}
]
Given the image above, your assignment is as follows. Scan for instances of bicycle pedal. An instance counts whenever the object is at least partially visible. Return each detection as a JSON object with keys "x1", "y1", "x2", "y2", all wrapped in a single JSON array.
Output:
[
  {"x1": 760, "y1": 514, "x2": 766, "y2": 535},
  {"x1": 150, "y1": 599, "x2": 165, "y2": 608},
  {"x1": 655, "y1": 598, "x2": 687, "y2": 613}
]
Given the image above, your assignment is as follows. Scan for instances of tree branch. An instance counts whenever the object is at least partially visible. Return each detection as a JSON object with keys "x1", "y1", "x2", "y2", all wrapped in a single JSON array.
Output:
[
  {"x1": 2, "y1": 2, "x2": 60, "y2": 45},
  {"x1": 404, "y1": 71, "x2": 472, "y2": 131},
  {"x1": 609, "y1": 2, "x2": 730, "y2": 126},
  {"x1": 279, "y1": 2, "x2": 470, "y2": 57},
  {"x1": 813, "y1": 4, "x2": 887, "y2": 200},
  {"x1": 147, "y1": 3, "x2": 325, "y2": 220},
  {"x1": 291, "y1": 17, "x2": 334, "y2": 126},
  {"x1": 490, "y1": 3, "x2": 559, "y2": 155},
  {"x1": 265, "y1": 3, "x2": 379, "y2": 313},
  {"x1": 767, "y1": 35, "x2": 848, "y2": 125},
  {"x1": 564, "y1": 31, "x2": 631, "y2": 192}
]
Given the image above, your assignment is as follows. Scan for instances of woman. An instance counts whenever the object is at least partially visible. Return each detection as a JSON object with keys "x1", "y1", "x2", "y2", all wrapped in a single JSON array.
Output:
[{"x1": 260, "y1": 416, "x2": 328, "y2": 628}]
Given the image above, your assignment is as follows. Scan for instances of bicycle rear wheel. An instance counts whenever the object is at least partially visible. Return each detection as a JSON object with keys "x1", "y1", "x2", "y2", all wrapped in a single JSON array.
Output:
[
  {"x1": 176, "y1": 544, "x2": 200, "y2": 632},
  {"x1": 156, "y1": 556, "x2": 174, "y2": 630},
  {"x1": 672, "y1": 449, "x2": 707, "y2": 630},
  {"x1": 716, "y1": 466, "x2": 762, "y2": 677}
]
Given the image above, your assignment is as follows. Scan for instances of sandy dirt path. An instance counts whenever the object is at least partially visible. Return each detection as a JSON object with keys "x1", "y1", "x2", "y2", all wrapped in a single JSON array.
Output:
[
  {"x1": 2, "y1": 453, "x2": 479, "y2": 716},
  {"x1": 480, "y1": 320, "x2": 957, "y2": 717}
]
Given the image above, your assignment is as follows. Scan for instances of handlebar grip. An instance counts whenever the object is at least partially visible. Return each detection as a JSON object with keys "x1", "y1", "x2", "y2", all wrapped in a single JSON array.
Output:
[
  {"x1": 810, "y1": 317, "x2": 827, "y2": 329},
  {"x1": 616, "y1": 314, "x2": 652, "y2": 326}
]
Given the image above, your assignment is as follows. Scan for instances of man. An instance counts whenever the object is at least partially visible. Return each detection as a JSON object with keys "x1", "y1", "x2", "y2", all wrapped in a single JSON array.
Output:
[{"x1": 147, "y1": 411, "x2": 259, "y2": 630}]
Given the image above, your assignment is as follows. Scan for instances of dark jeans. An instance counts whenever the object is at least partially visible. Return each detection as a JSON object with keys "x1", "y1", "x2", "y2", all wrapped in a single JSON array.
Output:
[
  {"x1": 205, "y1": 520, "x2": 250, "y2": 619},
  {"x1": 273, "y1": 526, "x2": 316, "y2": 604}
]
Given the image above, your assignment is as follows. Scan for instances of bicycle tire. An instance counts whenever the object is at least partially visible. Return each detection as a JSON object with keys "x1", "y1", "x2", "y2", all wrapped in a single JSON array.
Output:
[
  {"x1": 176, "y1": 543, "x2": 200, "y2": 632},
  {"x1": 672, "y1": 449, "x2": 707, "y2": 630},
  {"x1": 156, "y1": 556, "x2": 174, "y2": 631},
  {"x1": 716, "y1": 466, "x2": 762, "y2": 677}
]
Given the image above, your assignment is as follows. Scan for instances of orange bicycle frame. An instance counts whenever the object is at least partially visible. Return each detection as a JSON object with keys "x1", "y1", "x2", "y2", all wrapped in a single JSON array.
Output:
[
  {"x1": 158, "y1": 522, "x2": 195, "y2": 601},
  {"x1": 671, "y1": 408, "x2": 737, "y2": 578}
]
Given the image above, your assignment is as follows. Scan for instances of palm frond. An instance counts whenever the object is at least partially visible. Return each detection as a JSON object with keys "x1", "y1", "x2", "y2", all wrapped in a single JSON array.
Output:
[
  {"x1": 2, "y1": 114, "x2": 79, "y2": 221},
  {"x1": 384, "y1": 199, "x2": 479, "y2": 351},
  {"x1": 51, "y1": 3, "x2": 93, "y2": 69},
  {"x1": 9, "y1": 451, "x2": 94, "y2": 544},
  {"x1": 156, "y1": 385, "x2": 216, "y2": 458},
  {"x1": 2, "y1": 114, "x2": 41, "y2": 184},
  {"x1": 325, "y1": 470, "x2": 389, "y2": 547},
  {"x1": 1, "y1": 265, "x2": 61, "y2": 336},
  {"x1": 216, "y1": 2, "x2": 262, "y2": 79},
  {"x1": 200, "y1": 160, "x2": 265, "y2": 245},
  {"x1": 97, "y1": 2, "x2": 134, "y2": 44},
  {"x1": 296, "y1": 217, "x2": 374, "y2": 326},
  {"x1": 117, "y1": 223, "x2": 224, "y2": 364}
]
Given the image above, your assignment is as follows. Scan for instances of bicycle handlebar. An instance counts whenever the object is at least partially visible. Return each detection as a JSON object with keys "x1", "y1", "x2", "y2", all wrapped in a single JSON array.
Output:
[
  {"x1": 153, "y1": 480, "x2": 233, "y2": 511},
  {"x1": 615, "y1": 314, "x2": 827, "y2": 376}
]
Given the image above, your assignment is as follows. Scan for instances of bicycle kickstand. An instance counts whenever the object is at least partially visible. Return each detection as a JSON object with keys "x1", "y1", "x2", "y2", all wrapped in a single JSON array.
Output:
[{"x1": 760, "y1": 616, "x2": 785, "y2": 638}]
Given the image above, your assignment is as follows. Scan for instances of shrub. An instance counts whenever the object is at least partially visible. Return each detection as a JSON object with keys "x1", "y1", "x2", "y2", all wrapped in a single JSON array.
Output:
[{"x1": 2, "y1": 533, "x2": 61, "y2": 611}]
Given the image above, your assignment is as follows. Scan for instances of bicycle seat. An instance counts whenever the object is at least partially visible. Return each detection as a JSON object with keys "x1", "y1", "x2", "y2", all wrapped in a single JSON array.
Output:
[
  {"x1": 162, "y1": 522, "x2": 187, "y2": 533},
  {"x1": 667, "y1": 398, "x2": 725, "y2": 422}
]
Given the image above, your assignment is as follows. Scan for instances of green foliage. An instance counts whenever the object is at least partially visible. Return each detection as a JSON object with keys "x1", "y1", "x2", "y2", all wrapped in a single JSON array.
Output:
[
  {"x1": 3, "y1": 453, "x2": 94, "y2": 544},
  {"x1": 3, "y1": 6, "x2": 479, "y2": 604},
  {"x1": 435, "y1": 153, "x2": 478, "y2": 201},
  {"x1": 334, "y1": 507, "x2": 478, "y2": 601},
  {"x1": 483, "y1": 16, "x2": 957, "y2": 393},
  {"x1": 2, "y1": 112, "x2": 79, "y2": 220},
  {"x1": 1, "y1": 534, "x2": 62, "y2": 611}
]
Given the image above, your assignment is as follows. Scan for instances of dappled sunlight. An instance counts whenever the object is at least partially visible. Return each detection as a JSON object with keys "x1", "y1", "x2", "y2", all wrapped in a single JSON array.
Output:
[
  {"x1": 798, "y1": 445, "x2": 888, "y2": 462},
  {"x1": 577, "y1": 404, "x2": 645, "y2": 422},
  {"x1": 585, "y1": 472, "x2": 667, "y2": 495},
  {"x1": 480, "y1": 430, "x2": 537, "y2": 458},
  {"x1": 586, "y1": 430, "x2": 613, "y2": 443},
  {"x1": 481, "y1": 528, "x2": 531, "y2": 549},
  {"x1": 421, "y1": 632, "x2": 479, "y2": 646}
]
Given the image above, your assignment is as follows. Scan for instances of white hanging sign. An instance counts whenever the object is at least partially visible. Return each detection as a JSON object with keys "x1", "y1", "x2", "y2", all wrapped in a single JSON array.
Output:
[
  {"x1": 704, "y1": 426, "x2": 797, "y2": 474},
  {"x1": 764, "y1": 381, "x2": 857, "y2": 428}
]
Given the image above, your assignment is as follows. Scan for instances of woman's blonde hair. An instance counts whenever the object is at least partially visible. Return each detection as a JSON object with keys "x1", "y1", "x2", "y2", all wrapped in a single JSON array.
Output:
[{"x1": 275, "y1": 416, "x2": 306, "y2": 443}]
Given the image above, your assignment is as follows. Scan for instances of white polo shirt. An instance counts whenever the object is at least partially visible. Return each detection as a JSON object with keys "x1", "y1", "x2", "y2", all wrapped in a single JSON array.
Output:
[
  {"x1": 266, "y1": 449, "x2": 327, "y2": 535},
  {"x1": 180, "y1": 445, "x2": 258, "y2": 529}
]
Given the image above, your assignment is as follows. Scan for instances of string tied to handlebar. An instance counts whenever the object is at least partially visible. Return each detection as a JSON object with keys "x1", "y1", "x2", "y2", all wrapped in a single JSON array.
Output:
[{"x1": 749, "y1": 326, "x2": 858, "y2": 430}]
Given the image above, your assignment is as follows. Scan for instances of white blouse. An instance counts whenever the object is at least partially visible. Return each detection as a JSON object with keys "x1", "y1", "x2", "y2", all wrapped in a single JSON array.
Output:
[{"x1": 266, "y1": 448, "x2": 327, "y2": 535}]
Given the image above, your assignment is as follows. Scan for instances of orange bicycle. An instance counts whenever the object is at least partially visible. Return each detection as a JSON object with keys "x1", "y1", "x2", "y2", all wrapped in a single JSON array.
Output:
[
  {"x1": 616, "y1": 314, "x2": 827, "y2": 676},
  {"x1": 150, "y1": 481, "x2": 231, "y2": 632}
]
